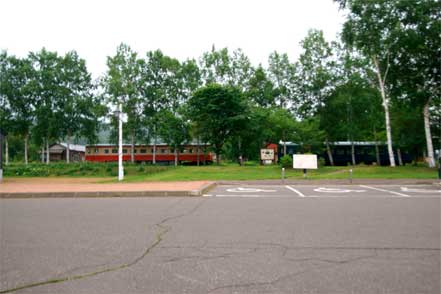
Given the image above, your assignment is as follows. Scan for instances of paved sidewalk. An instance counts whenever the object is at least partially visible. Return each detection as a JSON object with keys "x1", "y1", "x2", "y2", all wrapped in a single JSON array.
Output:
[{"x1": 0, "y1": 178, "x2": 215, "y2": 198}]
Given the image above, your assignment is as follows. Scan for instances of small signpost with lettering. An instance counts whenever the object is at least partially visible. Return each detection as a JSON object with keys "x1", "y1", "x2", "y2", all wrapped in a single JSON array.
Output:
[
  {"x1": 293, "y1": 154, "x2": 318, "y2": 178},
  {"x1": 260, "y1": 148, "x2": 275, "y2": 165}
]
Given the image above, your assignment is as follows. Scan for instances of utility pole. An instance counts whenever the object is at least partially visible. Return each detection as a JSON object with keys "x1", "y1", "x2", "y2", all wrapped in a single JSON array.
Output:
[{"x1": 118, "y1": 103, "x2": 124, "y2": 181}]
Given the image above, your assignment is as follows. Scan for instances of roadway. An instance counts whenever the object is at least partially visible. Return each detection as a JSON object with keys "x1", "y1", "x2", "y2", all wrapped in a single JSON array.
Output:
[{"x1": 1, "y1": 184, "x2": 440, "y2": 293}]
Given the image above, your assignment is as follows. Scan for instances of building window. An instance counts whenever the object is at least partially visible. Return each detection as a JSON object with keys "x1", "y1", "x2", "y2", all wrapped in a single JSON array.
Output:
[{"x1": 104, "y1": 149, "x2": 109, "y2": 154}]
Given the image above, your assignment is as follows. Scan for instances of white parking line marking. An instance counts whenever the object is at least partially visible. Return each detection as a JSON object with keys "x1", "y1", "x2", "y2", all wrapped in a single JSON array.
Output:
[
  {"x1": 360, "y1": 185, "x2": 410, "y2": 197},
  {"x1": 285, "y1": 186, "x2": 306, "y2": 197},
  {"x1": 226, "y1": 187, "x2": 276, "y2": 193},
  {"x1": 400, "y1": 187, "x2": 441, "y2": 193},
  {"x1": 215, "y1": 194, "x2": 266, "y2": 198},
  {"x1": 314, "y1": 187, "x2": 366, "y2": 193}
]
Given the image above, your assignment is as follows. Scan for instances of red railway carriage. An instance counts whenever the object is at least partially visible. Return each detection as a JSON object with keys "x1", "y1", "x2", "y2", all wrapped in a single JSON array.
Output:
[{"x1": 85, "y1": 144, "x2": 213, "y2": 164}]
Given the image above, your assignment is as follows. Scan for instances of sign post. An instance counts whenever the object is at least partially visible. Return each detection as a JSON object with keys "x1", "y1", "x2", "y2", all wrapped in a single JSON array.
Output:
[{"x1": 293, "y1": 154, "x2": 318, "y2": 178}]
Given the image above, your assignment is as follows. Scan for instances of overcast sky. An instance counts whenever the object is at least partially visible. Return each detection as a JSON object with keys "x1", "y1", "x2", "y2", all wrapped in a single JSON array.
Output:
[{"x1": 0, "y1": 0, "x2": 346, "y2": 79}]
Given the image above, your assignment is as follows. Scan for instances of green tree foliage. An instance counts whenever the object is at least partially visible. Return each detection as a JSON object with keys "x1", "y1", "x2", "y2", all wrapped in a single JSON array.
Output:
[
  {"x1": 246, "y1": 65, "x2": 275, "y2": 108},
  {"x1": 57, "y1": 51, "x2": 99, "y2": 162},
  {"x1": 296, "y1": 29, "x2": 335, "y2": 118},
  {"x1": 267, "y1": 51, "x2": 296, "y2": 109},
  {"x1": 188, "y1": 84, "x2": 247, "y2": 164},
  {"x1": 200, "y1": 46, "x2": 254, "y2": 90},
  {"x1": 0, "y1": 52, "x2": 34, "y2": 164},
  {"x1": 157, "y1": 110, "x2": 190, "y2": 166},
  {"x1": 104, "y1": 43, "x2": 143, "y2": 162},
  {"x1": 28, "y1": 49, "x2": 63, "y2": 162}
]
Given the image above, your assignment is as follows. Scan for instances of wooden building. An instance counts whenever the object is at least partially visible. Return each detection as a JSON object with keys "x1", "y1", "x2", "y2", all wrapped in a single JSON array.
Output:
[{"x1": 44, "y1": 143, "x2": 86, "y2": 162}]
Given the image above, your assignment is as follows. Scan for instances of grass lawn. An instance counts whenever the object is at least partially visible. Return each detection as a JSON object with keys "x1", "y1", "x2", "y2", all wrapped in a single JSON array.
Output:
[
  {"x1": 122, "y1": 163, "x2": 438, "y2": 182},
  {"x1": 3, "y1": 162, "x2": 438, "y2": 182}
]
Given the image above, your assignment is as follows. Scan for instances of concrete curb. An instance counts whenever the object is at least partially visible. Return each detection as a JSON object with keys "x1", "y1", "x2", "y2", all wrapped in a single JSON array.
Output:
[{"x1": 0, "y1": 190, "x2": 198, "y2": 198}]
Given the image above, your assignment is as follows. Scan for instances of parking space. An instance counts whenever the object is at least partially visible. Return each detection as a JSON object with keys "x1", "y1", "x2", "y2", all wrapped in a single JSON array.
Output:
[{"x1": 206, "y1": 184, "x2": 441, "y2": 198}]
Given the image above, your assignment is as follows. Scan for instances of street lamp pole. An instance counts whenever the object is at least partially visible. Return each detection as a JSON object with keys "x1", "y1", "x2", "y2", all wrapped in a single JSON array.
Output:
[{"x1": 118, "y1": 103, "x2": 124, "y2": 181}]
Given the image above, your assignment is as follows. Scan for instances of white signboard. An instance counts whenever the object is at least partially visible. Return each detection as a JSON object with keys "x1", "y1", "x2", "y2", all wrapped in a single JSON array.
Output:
[
  {"x1": 260, "y1": 149, "x2": 275, "y2": 160},
  {"x1": 293, "y1": 154, "x2": 318, "y2": 169}
]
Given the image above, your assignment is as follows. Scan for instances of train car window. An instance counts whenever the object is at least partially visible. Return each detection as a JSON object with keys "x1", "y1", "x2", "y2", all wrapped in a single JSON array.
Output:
[
  {"x1": 87, "y1": 149, "x2": 91, "y2": 154},
  {"x1": 140, "y1": 149, "x2": 146, "y2": 154},
  {"x1": 94, "y1": 148, "x2": 99, "y2": 153},
  {"x1": 336, "y1": 149, "x2": 345, "y2": 155},
  {"x1": 134, "y1": 149, "x2": 137, "y2": 153},
  {"x1": 123, "y1": 149, "x2": 128, "y2": 154},
  {"x1": 151, "y1": 149, "x2": 154, "y2": 153},
  {"x1": 189, "y1": 149, "x2": 193, "y2": 153},
  {"x1": 112, "y1": 149, "x2": 117, "y2": 153},
  {"x1": 161, "y1": 149, "x2": 166, "y2": 154},
  {"x1": 104, "y1": 149, "x2": 109, "y2": 154}
]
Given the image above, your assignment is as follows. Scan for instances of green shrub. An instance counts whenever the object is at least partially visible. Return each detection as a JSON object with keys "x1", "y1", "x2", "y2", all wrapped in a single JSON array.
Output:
[{"x1": 279, "y1": 155, "x2": 293, "y2": 168}]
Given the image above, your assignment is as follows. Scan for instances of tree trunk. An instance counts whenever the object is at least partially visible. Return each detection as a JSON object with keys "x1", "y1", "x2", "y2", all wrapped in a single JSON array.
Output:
[
  {"x1": 326, "y1": 138, "x2": 334, "y2": 166},
  {"x1": 373, "y1": 56, "x2": 395, "y2": 167},
  {"x1": 238, "y1": 138, "x2": 243, "y2": 166},
  {"x1": 216, "y1": 150, "x2": 220, "y2": 165},
  {"x1": 46, "y1": 139, "x2": 50, "y2": 164},
  {"x1": 397, "y1": 148, "x2": 403, "y2": 166},
  {"x1": 41, "y1": 145, "x2": 45, "y2": 163},
  {"x1": 197, "y1": 138, "x2": 200, "y2": 167},
  {"x1": 131, "y1": 132, "x2": 135, "y2": 163},
  {"x1": 374, "y1": 127, "x2": 381, "y2": 165},
  {"x1": 66, "y1": 133, "x2": 71, "y2": 164},
  {"x1": 351, "y1": 141, "x2": 356, "y2": 166},
  {"x1": 5, "y1": 136, "x2": 9, "y2": 165},
  {"x1": 423, "y1": 101, "x2": 435, "y2": 168},
  {"x1": 174, "y1": 149, "x2": 178, "y2": 166},
  {"x1": 24, "y1": 133, "x2": 29, "y2": 165},
  {"x1": 375, "y1": 143, "x2": 381, "y2": 166},
  {"x1": 203, "y1": 143, "x2": 207, "y2": 165}
]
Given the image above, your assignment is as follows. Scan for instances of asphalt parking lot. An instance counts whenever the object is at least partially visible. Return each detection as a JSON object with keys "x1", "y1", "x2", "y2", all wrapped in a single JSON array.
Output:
[
  {"x1": 1, "y1": 184, "x2": 440, "y2": 294},
  {"x1": 206, "y1": 184, "x2": 441, "y2": 198}
]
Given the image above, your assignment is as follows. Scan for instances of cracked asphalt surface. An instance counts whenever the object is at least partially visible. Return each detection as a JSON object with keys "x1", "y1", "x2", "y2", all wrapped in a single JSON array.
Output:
[{"x1": 1, "y1": 184, "x2": 440, "y2": 294}]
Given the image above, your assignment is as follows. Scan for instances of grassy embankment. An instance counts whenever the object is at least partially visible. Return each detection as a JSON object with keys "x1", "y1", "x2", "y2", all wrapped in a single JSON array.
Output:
[{"x1": 3, "y1": 161, "x2": 438, "y2": 182}]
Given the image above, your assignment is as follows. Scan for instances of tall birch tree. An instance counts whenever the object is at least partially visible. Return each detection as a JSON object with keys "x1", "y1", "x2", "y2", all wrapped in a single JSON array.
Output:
[{"x1": 336, "y1": 0, "x2": 398, "y2": 166}]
